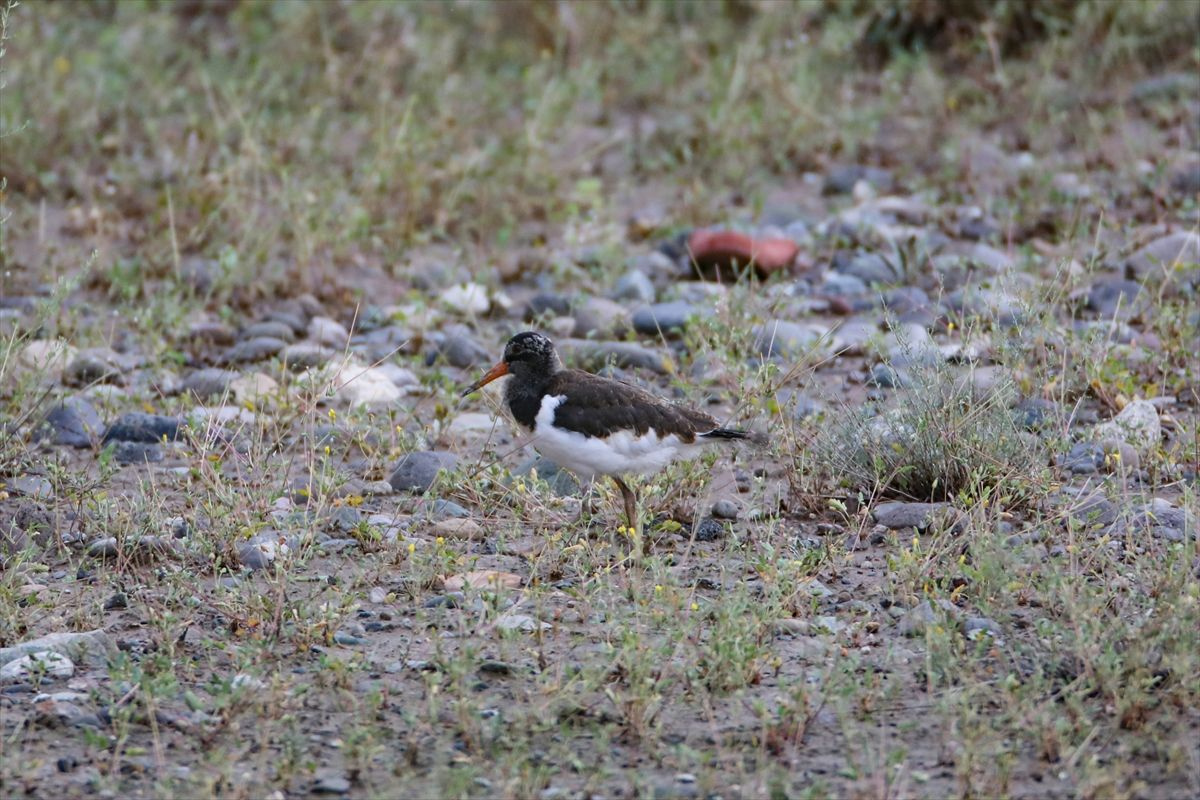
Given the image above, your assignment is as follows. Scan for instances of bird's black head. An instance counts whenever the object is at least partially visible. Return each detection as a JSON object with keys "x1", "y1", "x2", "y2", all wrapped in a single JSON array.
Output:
[
  {"x1": 460, "y1": 331, "x2": 559, "y2": 397},
  {"x1": 502, "y1": 331, "x2": 558, "y2": 374}
]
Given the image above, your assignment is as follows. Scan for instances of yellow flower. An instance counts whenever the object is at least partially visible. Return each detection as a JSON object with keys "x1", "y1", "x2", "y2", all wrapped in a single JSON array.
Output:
[
  {"x1": 654, "y1": 585, "x2": 663, "y2": 594},
  {"x1": 690, "y1": 602, "x2": 699, "y2": 612},
  {"x1": 328, "y1": 409, "x2": 337, "y2": 420},
  {"x1": 407, "y1": 542, "x2": 416, "y2": 555},
  {"x1": 435, "y1": 537, "x2": 445, "y2": 546}
]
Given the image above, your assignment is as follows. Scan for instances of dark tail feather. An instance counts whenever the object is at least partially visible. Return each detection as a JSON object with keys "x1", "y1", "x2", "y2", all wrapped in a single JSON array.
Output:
[
  {"x1": 701, "y1": 427, "x2": 749, "y2": 440},
  {"x1": 700, "y1": 429, "x2": 768, "y2": 448},
  {"x1": 701, "y1": 427, "x2": 767, "y2": 445}
]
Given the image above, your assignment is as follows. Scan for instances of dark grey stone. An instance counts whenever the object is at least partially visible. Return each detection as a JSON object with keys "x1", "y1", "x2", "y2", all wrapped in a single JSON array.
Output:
[
  {"x1": 631, "y1": 301, "x2": 695, "y2": 336},
  {"x1": 219, "y1": 336, "x2": 287, "y2": 365},
  {"x1": 711, "y1": 499, "x2": 739, "y2": 520},
  {"x1": 1064, "y1": 494, "x2": 1119, "y2": 530},
  {"x1": 238, "y1": 320, "x2": 295, "y2": 343},
  {"x1": 834, "y1": 251, "x2": 897, "y2": 285},
  {"x1": 388, "y1": 451, "x2": 458, "y2": 493},
  {"x1": 109, "y1": 442, "x2": 165, "y2": 464},
  {"x1": 513, "y1": 455, "x2": 580, "y2": 496},
  {"x1": 1060, "y1": 441, "x2": 1104, "y2": 474},
  {"x1": 881, "y1": 287, "x2": 931, "y2": 315},
  {"x1": 182, "y1": 368, "x2": 239, "y2": 399},
  {"x1": 103, "y1": 413, "x2": 182, "y2": 444},
  {"x1": 432, "y1": 499, "x2": 470, "y2": 519},
  {"x1": 867, "y1": 364, "x2": 909, "y2": 389},
  {"x1": 821, "y1": 271, "x2": 868, "y2": 296},
  {"x1": 1086, "y1": 279, "x2": 1144, "y2": 318},
  {"x1": 1013, "y1": 397, "x2": 1060, "y2": 430},
  {"x1": 690, "y1": 517, "x2": 726, "y2": 542},
  {"x1": 433, "y1": 326, "x2": 490, "y2": 368},
  {"x1": 34, "y1": 398, "x2": 103, "y2": 448},
  {"x1": 525, "y1": 292, "x2": 572, "y2": 318}
]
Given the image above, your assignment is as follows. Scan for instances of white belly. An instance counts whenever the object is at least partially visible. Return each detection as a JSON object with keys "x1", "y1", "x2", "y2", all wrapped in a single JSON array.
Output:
[{"x1": 532, "y1": 394, "x2": 703, "y2": 478}]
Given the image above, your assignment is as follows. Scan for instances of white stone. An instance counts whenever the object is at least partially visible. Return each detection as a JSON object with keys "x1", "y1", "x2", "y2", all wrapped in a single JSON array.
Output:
[
  {"x1": 1, "y1": 651, "x2": 75, "y2": 683},
  {"x1": 446, "y1": 412, "x2": 499, "y2": 439},
  {"x1": 441, "y1": 283, "x2": 490, "y2": 314},
  {"x1": 1093, "y1": 400, "x2": 1161, "y2": 454},
  {"x1": 307, "y1": 316, "x2": 350, "y2": 348},
  {"x1": 494, "y1": 613, "x2": 551, "y2": 633},
  {"x1": 229, "y1": 373, "x2": 278, "y2": 406},
  {"x1": 18, "y1": 339, "x2": 77, "y2": 379}
]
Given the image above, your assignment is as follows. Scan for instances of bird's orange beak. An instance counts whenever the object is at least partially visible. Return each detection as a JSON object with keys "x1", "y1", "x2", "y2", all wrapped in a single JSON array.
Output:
[{"x1": 460, "y1": 360, "x2": 509, "y2": 397}]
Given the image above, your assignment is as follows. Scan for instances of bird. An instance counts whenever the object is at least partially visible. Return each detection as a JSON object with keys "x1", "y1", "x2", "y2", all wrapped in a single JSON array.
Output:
[{"x1": 460, "y1": 331, "x2": 753, "y2": 532}]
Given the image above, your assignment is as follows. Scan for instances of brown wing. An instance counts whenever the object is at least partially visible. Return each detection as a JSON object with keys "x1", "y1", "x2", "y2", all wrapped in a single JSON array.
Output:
[{"x1": 546, "y1": 370, "x2": 719, "y2": 442}]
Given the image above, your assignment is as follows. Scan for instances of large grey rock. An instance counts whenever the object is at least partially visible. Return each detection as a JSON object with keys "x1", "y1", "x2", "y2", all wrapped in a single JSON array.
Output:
[
  {"x1": 1126, "y1": 232, "x2": 1199, "y2": 283},
  {"x1": 34, "y1": 397, "x2": 103, "y2": 447},
  {"x1": 1092, "y1": 400, "x2": 1161, "y2": 454},
  {"x1": 872, "y1": 502, "x2": 952, "y2": 530},
  {"x1": 0, "y1": 629, "x2": 116, "y2": 668},
  {"x1": 0, "y1": 651, "x2": 74, "y2": 683},
  {"x1": 389, "y1": 451, "x2": 458, "y2": 493}
]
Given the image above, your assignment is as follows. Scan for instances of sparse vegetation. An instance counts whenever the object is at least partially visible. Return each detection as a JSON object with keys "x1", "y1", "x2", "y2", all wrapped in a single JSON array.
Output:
[{"x1": 1, "y1": 2, "x2": 1197, "y2": 799}]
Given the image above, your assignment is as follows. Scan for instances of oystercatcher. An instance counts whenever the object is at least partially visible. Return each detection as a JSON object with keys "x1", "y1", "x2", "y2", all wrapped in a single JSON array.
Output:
[{"x1": 461, "y1": 331, "x2": 753, "y2": 529}]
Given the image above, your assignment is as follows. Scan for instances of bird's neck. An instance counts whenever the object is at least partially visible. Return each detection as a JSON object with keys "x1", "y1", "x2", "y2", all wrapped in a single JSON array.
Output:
[{"x1": 505, "y1": 367, "x2": 556, "y2": 431}]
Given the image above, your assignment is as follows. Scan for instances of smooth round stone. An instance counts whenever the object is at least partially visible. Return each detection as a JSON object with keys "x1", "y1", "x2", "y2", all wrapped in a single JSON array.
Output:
[
  {"x1": 612, "y1": 269, "x2": 656, "y2": 304},
  {"x1": 711, "y1": 499, "x2": 739, "y2": 520},
  {"x1": 219, "y1": 336, "x2": 287, "y2": 364},
  {"x1": 631, "y1": 301, "x2": 695, "y2": 336},
  {"x1": 833, "y1": 252, "x2": 897, "y2": 285},
  {"x1": 388, "y1": 451, "x2": 458, "y2": 493},
  {"x1": 821, "y1": 271, "x2": 868, "y2": 296},
  {"x1": 182, "y1": 368, "x2": 239, "y2": 398},
  {"x1": 238, "y1": 320, "x2": 295, "y2": 343},
  {"x1": 572, "y1": 297, "x2": 629, "y2": 338},
  {"x1": 433, "y1": 326, "x2": 490, "y2": 368},
  {"x1": 432, "y1": 499, "x2": 470, "y2": 519},
  {"x1": 307, "y1": 316, "x2": 349, "y2": 348},
  {"x1": 282, "y1": 343, "x2": 338, "y2": 371}
]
